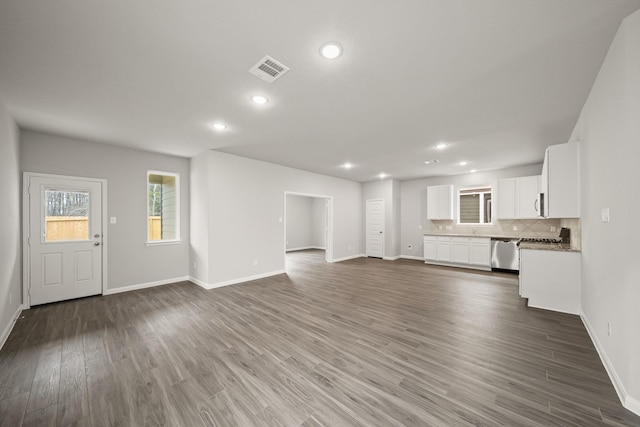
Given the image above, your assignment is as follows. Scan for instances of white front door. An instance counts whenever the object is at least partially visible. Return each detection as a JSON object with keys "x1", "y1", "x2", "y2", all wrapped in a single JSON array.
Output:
[
  {"x1": 366, "y1": 199, "x2": 384, "y2": 258},
  {"x1": 27, "y1": 175, "x2": 104, "y2": 306}
]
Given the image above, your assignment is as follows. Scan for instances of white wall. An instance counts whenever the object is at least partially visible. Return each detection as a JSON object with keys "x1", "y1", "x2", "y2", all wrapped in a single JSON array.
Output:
[
  {"x1": 569, "y1": 9, "x2": 640, "y2": 413},
  {"x1": 0, "y1": 95, "x2": 22, "y2": 346},
  {"x1": 286, "y1": 195, "x2": 313, "y2": 251},
  {"x1": 190, "y1": 151, "x2": 362, "y2": 287},
  {"x1": 400, "y1": 164, "x2": 544, "y2": 258},
  {"x1": 311, "y1": 198, "x2": 326, "y2": 249},
  {"x1": 20, "y1": 130, "x2": 190, "y2": 291}
]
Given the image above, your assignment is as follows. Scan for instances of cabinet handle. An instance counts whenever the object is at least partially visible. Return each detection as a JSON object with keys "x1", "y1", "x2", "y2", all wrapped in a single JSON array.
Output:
[{"x1": 534, "y1": 199, "x2": 538, "y2": 211}]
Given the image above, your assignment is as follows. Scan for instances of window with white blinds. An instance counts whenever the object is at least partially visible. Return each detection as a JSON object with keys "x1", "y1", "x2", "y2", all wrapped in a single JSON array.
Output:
[{"x1": 458, "y1": 186, "x2": 492, "y2": 224}]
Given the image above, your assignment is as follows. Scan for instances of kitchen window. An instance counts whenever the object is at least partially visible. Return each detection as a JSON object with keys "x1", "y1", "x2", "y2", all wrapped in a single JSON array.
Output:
[
  {"x1": 458, "y1": 186, "x2": 492, "y2": 224},
  {"x1": 147, "y1": 171, "x2": 180, "y2": 243}
]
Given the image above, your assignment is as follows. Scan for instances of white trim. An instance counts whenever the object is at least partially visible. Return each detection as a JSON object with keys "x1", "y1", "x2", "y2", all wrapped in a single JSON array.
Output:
[
  {"x1": 401, "y1": 255, "x2": 424, "y2": 261},
  {"x1": 103, "y1": 276, "x2": 189, "y2": 295},
  {"x1": 147, "y1": 170, "x2": 181, "y2": 242},
  {"x1": 22, "y1": 172, "x2": 108, "y2": 309},
  {"x1": 0, "y1": 305, "x2": 23, "y2": 351},
  {"x1": 193, "y1": 270, "x2": 286, "y2": 290},
  {"x1": 580, "y1": 313, "x2": 640, "y2": 416},
  {"x1": 383, "y1": 255, "x2": 401, "y2": 261},
  {"x1": 330, "y1": 254, "x2": 366, "y2": 263},
  {"x1": 286, "y1": 246, "x2": 326, "y2": 252},
  {"x1": 423, "y1": 260, "x2": 492, "y2": 272}
]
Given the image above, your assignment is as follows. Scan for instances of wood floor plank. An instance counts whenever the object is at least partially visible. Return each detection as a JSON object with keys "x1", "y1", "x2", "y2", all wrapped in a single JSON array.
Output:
[{"x1": 1, "y1": 250, "x2": 639, "y2": 426}]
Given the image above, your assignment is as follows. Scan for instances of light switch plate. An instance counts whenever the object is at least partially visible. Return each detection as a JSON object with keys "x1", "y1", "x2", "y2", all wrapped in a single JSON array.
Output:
[
  {"x1": 601, "y1": 208, "x2": 610, "y2": 223},
  {"x1": 110, "y1": 217, "x2": 117, "y2": 224}
]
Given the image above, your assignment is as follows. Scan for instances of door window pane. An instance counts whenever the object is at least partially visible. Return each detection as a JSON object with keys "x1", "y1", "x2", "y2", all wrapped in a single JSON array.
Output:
[{"x1": 45, "y1": 190, "x2": 90, "y2": 242}]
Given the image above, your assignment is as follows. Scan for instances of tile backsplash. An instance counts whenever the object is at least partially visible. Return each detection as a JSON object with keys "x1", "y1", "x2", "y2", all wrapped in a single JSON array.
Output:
[{"x1": 428, "y1": 218, "x2": 563, "y2": 239}]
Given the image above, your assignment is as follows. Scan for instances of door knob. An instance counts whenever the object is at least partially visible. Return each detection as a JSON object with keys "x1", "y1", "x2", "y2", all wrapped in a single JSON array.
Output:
[{"x1": 94, "y1": 242, "x2": 101, "y2": 246}]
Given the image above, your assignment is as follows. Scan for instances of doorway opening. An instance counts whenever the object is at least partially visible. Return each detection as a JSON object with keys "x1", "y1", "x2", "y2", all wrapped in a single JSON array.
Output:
[{"x1": 284, "y1": 192, "x2": 333, "y2": 271}]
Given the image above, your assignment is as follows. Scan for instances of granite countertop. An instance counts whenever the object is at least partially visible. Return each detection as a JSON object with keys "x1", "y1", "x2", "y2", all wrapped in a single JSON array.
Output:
[
  {"x1": 423, "y1": 233, "x2": 520, "y2": 239},
  {"x1": 518, "y1": 242, "x2": 581, "y2": 253},
  {"x1": 423, "y1": 233, "x2": 581, "y2": 252}
]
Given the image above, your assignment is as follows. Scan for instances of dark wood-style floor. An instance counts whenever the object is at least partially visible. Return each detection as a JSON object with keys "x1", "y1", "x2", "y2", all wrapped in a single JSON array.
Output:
[{"x1": 1, "y1": 250, "x2": 638, "y2": 426}]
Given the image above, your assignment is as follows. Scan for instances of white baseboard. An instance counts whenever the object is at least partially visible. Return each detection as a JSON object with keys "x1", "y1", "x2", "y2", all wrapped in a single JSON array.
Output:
[
  {"x1": 330, "y1": 254, "x2": 365, "y2": 263},
  {"x1": 193, "y1": 270, "x2": 286, "y2": 290},
  {"x1": 383, "y1": 255, "x2": 401, "y2": 261},
  {"x1": 286, "y1": 246, "x2": 326, "y2": 252},
  {"x1": 581, "y1": 313, "x2": 640, "y2": 416},
  {"x1": 0, "y1": 304, "x2": 24, "y2": 351},
  {"x1": 401, "y1": 255, "x2": 424, "y2": 261},
  {"x1": 104, "y1": 276, "x2": 190, "y2": 295}
]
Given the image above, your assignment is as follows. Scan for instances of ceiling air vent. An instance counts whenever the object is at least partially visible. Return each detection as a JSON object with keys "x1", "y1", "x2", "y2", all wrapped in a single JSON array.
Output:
[{"x1": 249, "y1": 55, "x2": 290, "y2": 83}]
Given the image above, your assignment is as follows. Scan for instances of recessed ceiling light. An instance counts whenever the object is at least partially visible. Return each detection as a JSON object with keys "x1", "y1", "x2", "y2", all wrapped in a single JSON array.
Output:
[
  {"x1": 343, "y1": 162, "x2": 353, "y2": 169},
  {"x1": 379, "y1": 173, "x2": 388, "y2": 179},
  {"x1": 211, "y1": 123, "x2": 227, "y2": 131},
  {"x1": 320, "y1": 42, "x2": 342, "y2": 59},
  {"x1": 424, "y1": 159, "x2": 440, "y2": 164},
  {"x1": 470, "y1": 169, "x2": 477, "y2": 173},
  {"x1": 434, "y1": 143, "x2": 447, "y2": 150},
  {"x1": 250, "y1": 95, "x2": 268, "y2": 105},
  {"x1": 459, "y1": 161, "x2": 468, "y2": 166}
]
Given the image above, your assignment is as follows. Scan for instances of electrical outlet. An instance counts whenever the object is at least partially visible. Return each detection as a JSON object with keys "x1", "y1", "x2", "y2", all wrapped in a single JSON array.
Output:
[
  {"x1": 193, "y1": 261, "x2": 197, "y2": 269},
  {"x1": 512, "y1": 225, "x2": 518, "y2": 231},
  {"x1": 550, "y1": 226, "x2": 556, "y2": 232},
  {"x1": 253, "y1": 259, "x2": 258, "y2": 266},
  {"x1": 348, "y1": 246, "x2": 351, "y2": 251},
  {"x1": 438, "y1": 225, "x2": 443, "y2": 230},
  {"x1": 445, "y1": 225, "x2": 452, "y2": 230},
  {"x1": 407, "y1": 244, "x2": 413, "y2": 251},
  {"x1": 607, "y1": 321, "x2": 612, "y2": 337}
]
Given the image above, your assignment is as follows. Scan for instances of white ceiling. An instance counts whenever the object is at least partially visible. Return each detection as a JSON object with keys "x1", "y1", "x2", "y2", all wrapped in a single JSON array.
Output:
[{"x1": 1, "y1": 0, "x2": 639, "y2": 182}]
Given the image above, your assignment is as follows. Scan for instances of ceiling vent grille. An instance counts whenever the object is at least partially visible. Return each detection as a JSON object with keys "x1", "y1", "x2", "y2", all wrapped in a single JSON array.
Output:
[{"x1": 249, "y1": 55, "x2": 290, "y2": 83}]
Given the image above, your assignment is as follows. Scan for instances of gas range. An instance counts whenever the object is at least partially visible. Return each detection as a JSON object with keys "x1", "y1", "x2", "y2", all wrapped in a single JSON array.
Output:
[{"x1": 519, "y1": 237, "x2": 562, "y2": 244}]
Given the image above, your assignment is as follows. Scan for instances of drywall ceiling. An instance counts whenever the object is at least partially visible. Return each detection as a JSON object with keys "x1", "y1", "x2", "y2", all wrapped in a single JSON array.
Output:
[{"x1": 1, "y1": 0, "x2": 639, "y2": 182}]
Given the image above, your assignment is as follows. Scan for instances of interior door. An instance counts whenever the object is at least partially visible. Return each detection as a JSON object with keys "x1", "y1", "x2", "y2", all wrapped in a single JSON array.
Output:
[
  {"x1": 28, "y1": 175, "x2": 103, "y2": 306},
  {"x1": 366, "y1": 199, "x2": 384, "y2": 258}
]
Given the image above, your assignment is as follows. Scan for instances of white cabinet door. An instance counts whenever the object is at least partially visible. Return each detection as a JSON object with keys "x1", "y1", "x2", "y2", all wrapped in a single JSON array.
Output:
[
  {"x1": 542, "y1": 141, "x2": 579, "y2": 218},
  {"x1": 436, "y1": 239, "x2": 451, "y2": 262},
  {"x1": 519, "y1": 249, "x2": 581, "y2": 314},
  {"x1": 426, "y1": 185, "x2": 454, "y2": 220},
  {"x1": 496, "y1": 178, "x2": 516, "y2": 219},
  {"x1": 424, "y1": 237, "x2": 437, "y2": 261},
  {"x1": 469, "y1": 239, "x2": 491, "y2": 266},
  {"x1": 451, "y1": 239, "x2": 470, "y2": 264},
  {"x1": 516, "y1": 175, "x2": 540, "y2": 219}
]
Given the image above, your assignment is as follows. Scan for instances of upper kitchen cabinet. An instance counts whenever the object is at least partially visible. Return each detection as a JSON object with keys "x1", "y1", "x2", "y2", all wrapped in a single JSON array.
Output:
[
  {"x1": 496, "y1": 175, "x2": 540, "y2": 219},
  {"x1": 426, "y1": 184, "x2": 454, "y2": 220},
  {"x1": 541, "y1": 141, "x2": 579, "y2": 218}
]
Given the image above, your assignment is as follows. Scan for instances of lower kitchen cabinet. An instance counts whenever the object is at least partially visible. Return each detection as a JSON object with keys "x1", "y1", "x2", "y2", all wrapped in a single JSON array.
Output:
[
  {"x1": 519, "y1": 249, "x2": 581, "y2": 314},
  {"x1": 423, "y1": 235, "x2": 491, "y2": 271}
]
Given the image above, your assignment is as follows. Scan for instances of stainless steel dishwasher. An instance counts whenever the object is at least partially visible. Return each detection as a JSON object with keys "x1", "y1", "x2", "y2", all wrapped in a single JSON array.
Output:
[{"x1": 490, "y1": 238, "x2": 519, "y2": 272}]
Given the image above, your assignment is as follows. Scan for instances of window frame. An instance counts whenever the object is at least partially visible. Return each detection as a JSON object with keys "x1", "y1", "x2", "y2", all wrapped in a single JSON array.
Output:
[
  {"x1": 457, "y1": 185, "x2": 493, "y2": 225},
  {"x1": 146, "y1": 170, "x2": 181, "y2": 245}
]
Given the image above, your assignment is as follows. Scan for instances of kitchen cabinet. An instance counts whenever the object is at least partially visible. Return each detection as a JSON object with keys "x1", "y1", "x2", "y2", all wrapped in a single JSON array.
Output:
[
  {"x1": 519, "y1": 249, "x2": 580, "y2": 314},
  {"x1": 469, "y1": 240, "x2": 491, "y2": 266},
  {"x1": 496, "y1": 175, "x2": 540, "y2": 219},
  {"x1": 426, "y1": 185, "x2": 454, "y2": 220},
  {"x1": 423, "y1": 235, "x2": 490, "y2": 271},
  {"x1": 541, "y1": 141, "x2": 579, "y2": 218},
  {"x1": 436, "y1": 239, "x2": 451, "y2": 262},
  {"x1": 451, "y1": 237, "x2": 470, "y2": 264}
]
